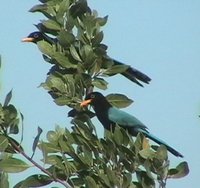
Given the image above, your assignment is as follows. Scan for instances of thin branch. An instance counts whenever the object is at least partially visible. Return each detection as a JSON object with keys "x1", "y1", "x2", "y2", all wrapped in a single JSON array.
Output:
[{"x1": 8, "y1": 136, "x2": 73, "y2": 188}]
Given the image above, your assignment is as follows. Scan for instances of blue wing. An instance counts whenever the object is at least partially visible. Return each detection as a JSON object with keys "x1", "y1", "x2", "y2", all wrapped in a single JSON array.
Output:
[{"x1": 108, "y1": 107, "x2": 147, "y2": 130}]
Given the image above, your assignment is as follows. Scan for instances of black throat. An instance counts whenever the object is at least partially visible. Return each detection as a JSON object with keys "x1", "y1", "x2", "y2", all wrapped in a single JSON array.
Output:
[{"x1": 92, "y1": 98, "x2": 115, "y2": 131}]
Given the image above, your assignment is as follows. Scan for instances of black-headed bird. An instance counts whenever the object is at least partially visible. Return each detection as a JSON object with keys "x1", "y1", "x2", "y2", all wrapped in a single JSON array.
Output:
[
  {"x1": 22, "y1": 31, "x2": 151, "y2": 87},
  {"x1": 80, "y1": 92, "x2": 183, "y2": 158}
]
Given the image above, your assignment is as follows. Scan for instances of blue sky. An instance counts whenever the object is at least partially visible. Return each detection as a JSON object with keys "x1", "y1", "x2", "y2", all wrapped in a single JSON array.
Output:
[{"x1": 1, "y1": 0, "x2": 200, "y2": 187}]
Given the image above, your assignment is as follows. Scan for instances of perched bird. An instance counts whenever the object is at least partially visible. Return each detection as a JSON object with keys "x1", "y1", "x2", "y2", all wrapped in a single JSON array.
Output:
[
  {"x1": 22, "y1": 31, "x2": 151, "y2": 87},
  {"x1": 80, "y1": 92, "x2": 183, "y2": 158}
]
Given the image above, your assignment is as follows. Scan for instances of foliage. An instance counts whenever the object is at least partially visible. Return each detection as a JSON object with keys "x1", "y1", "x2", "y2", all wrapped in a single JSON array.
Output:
[{"x1": 0, "y1": 0, "x2": 189, "y2": 187}]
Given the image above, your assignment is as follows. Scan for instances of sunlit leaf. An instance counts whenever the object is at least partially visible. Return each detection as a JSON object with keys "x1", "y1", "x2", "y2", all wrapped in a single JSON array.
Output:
[
  {"x1": 42, "y1": 20, "x2": 61, "y2": 31},
  {"x1": 92, "y1": 78, "x2": 108, "y2": 90},
  {"x1": 0, "y1": 158, "x2": 30, "y2": 173},
  {"x1": 37, "y1": 41, "x2": 53, "y2": 56},
  {"x1": 168, "y1": 161, "x2": 189, "y2": 179},
  {"x1": 103, "y1": 64, "x2": 129, "y2": 75},
  {"x1": 106, "y1": 93, "x2": 133, "y2": 108}
]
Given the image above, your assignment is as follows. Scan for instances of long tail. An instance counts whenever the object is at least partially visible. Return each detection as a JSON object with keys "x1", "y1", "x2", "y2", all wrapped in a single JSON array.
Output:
[
  {"x1": 141, "y1": 131, "x2": 183, "y2": 158},
  {"x1": 113, "y1": 60, "x2": 151, "y2": 87}
]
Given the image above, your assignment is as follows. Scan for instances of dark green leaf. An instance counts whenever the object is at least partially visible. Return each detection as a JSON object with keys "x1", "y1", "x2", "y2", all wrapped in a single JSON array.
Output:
[
  {"x1": 70, "y1": 45, "x2": 82, "y2": 62},
  {"x1": 85, "y1": 176, "x2": 98, "y2": 188},
  {"x1": 0, "y1": 158, "x2": 30, "y2": 173},
  {"x1": 106, "y1": 167, "x2": 118, "y2": 187},
  {"x1": 96, "y1": 15, "x2": 108, "y2": 26},
  {"x1": 13, "y1": 174, "x2": 53, "y2": 188},
  {"x1": 122, "y1": 173, "x2": 132, "y2": 188},
  {"x1": 92, "y1": 31, "x2": 104, "y2": 46},
  {"x1": 4, "y1": 90, "x2": 12, "y2": 106},
  {"x1": 106, "y1": 93, "x2": 133, "y2": 108},
  {"x1": 53, "y1": 52, "x2": 77, "y2": 68},
  {"x1": 29, "y1": 4, "x2": 47, "y2": 13},
  {"x1": 32, "y1": 127, "x2": 43, "y2": 158},
  {"x1": 58, "y1": 30, "x2": 76, "y2": 47}
]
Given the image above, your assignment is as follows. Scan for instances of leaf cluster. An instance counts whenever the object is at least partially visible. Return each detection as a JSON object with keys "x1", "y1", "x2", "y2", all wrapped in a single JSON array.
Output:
[
  {"x1": 0, "y1": 93, "x2": 189, "y2": 187},
  {"x1": 30, "y1": 0, "x2": 130, "y2": 110}
]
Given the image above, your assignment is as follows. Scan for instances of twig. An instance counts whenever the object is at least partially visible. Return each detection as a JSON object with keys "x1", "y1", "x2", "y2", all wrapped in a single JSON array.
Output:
[{"x1": 8, "y1": 136, "x2": 73, "y2": 188}]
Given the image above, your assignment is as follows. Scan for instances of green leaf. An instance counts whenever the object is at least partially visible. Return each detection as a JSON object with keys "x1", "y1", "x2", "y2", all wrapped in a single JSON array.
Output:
[
  {"x1": 70, "y1": 45, "x2": 82, "y2": 62},
  {"x1": 92, "y1": 78, "x2": 108, "y2": 90},
  {"x1": 85, "y1": 176, "x2": 98, "y2": 188},
  {"x1": 155, "y1": 145, "x2": 168, "y2": 161},
  {"x1": 54, "y1": 96, "x2": 71, "y2": 106},
  {"x1": 139, "y1": 149, "x2": 155, "y2": 159},
  {"x1": 122, "y1": 173, "x2": 132, "y2": 188},
  {"x1": 53, "y1": 52, "x2": 77, "y2": 68},
  {"x1": 47, "y1": 130, "x2": 58, "y2": 143},
  {"x1": 168, "y1": 161, "x2": 189, "y2": 179},
  {"x1": 42, "y1": 20, "x2": 61, "y2": 31},
  {"x1": 32, "y1": 127, "x2": 43, "y2": 158},
  {"x1": 38, "y1": 141, "x2": 60, "y2": 153},
  {"x1": 96, "y1": 15, "x2": 108, "y2": 26},
  {"x1": 58, "y1": 30, "x2": 75, "y2": 46},
  {"x1": 37, "y1": 41, "x2": 54, "y2": 56},
  {"x1": 0, "y1": 158, "x2": 30, "y2": 173},
  {"x1": 136, "y1": 170, "x2": 155, "y2": 188},
  {"x1": 0, "y1": 135, "x2": 9, "y2": 152},
  {"x1": 103, "y1": 64, "x2": 129, "y2": 75},
  {"x1": 0, "y1": 172, "x2": 9, "y2": 188},
  {"x1": 92, "y1": 31, "x2": 104, "y2": 46},
  {"x1": 4, "y1": 90, "x2": 12, "y2": 106},
  {"x1": 106, "y1": 167, "x2": 118, "y2": 187},
  {"x1": 56, "y1": 0, "x2": 70, "y2": 24},
  {"x1": 29, "y1": 4, "x2": 47, "y2": 13},
  {"x1": 106, "y1": 93, "x2": 133, "y2": 108},
  {"x1": 13, "y1": 174, "x2": 53, "y2": 188}
]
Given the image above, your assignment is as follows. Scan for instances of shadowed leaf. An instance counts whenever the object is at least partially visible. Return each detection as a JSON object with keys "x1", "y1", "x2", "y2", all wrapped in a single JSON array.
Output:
[
  {"x1": 13, "y1": 174, "x2": 53, "y2": 188},
  {"x1": 32, "y1": 127, "x2": 43, "y2": 158},
  {"x1": 4, "y1": 90, "x2": 12, "y2": 106}
]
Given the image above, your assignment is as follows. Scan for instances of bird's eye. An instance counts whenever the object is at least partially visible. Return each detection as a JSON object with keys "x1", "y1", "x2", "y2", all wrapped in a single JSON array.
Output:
[
  {"x1": 90, "y1": 94, "x2": 95, "y2": 99},
  {"x1": 34, "y1": 34, "x2": 38, "y2": 38}
]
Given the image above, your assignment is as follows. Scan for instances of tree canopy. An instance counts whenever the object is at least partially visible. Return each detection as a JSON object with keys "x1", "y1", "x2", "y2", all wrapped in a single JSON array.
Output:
[{"x1": 0, "y1": 0, "x2": 189, "y2": 187}]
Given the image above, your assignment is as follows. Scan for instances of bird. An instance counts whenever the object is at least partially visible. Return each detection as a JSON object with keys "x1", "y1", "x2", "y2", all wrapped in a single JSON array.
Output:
[
  {"x1": 80, "y1": 92, "x2": 183, "y2": 158},
  {"x1": 22, "y1": 31, "x2": 151, "y2": 87}
]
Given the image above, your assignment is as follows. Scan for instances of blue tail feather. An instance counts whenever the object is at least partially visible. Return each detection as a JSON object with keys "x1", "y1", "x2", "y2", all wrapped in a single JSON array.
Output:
[{"x1": 140, "y1": 130, "x2": 183, "y2": 158}]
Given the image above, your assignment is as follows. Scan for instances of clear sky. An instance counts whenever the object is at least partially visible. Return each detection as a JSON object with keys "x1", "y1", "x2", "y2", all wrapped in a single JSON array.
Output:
[{"x1": 1, "y1": 0, "x2": 200, "y2": 187}]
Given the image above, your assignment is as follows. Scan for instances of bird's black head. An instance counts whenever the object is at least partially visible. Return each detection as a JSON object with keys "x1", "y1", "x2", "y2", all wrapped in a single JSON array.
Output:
[
  {"x1": 80, "y1": 92, "x2": 111, "y2": 108},
  {"x1": 22, "y1": 31, "x2": 44, "y2": 43}
]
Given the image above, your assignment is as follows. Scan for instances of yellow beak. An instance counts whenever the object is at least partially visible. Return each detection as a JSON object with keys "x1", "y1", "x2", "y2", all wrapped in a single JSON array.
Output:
[
  {"x1": 21, "y1": 37, "x2": 34, "y2": 42},
  {"x1": 80, "y1": 99, "x2": 92, "y2": 107}
]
